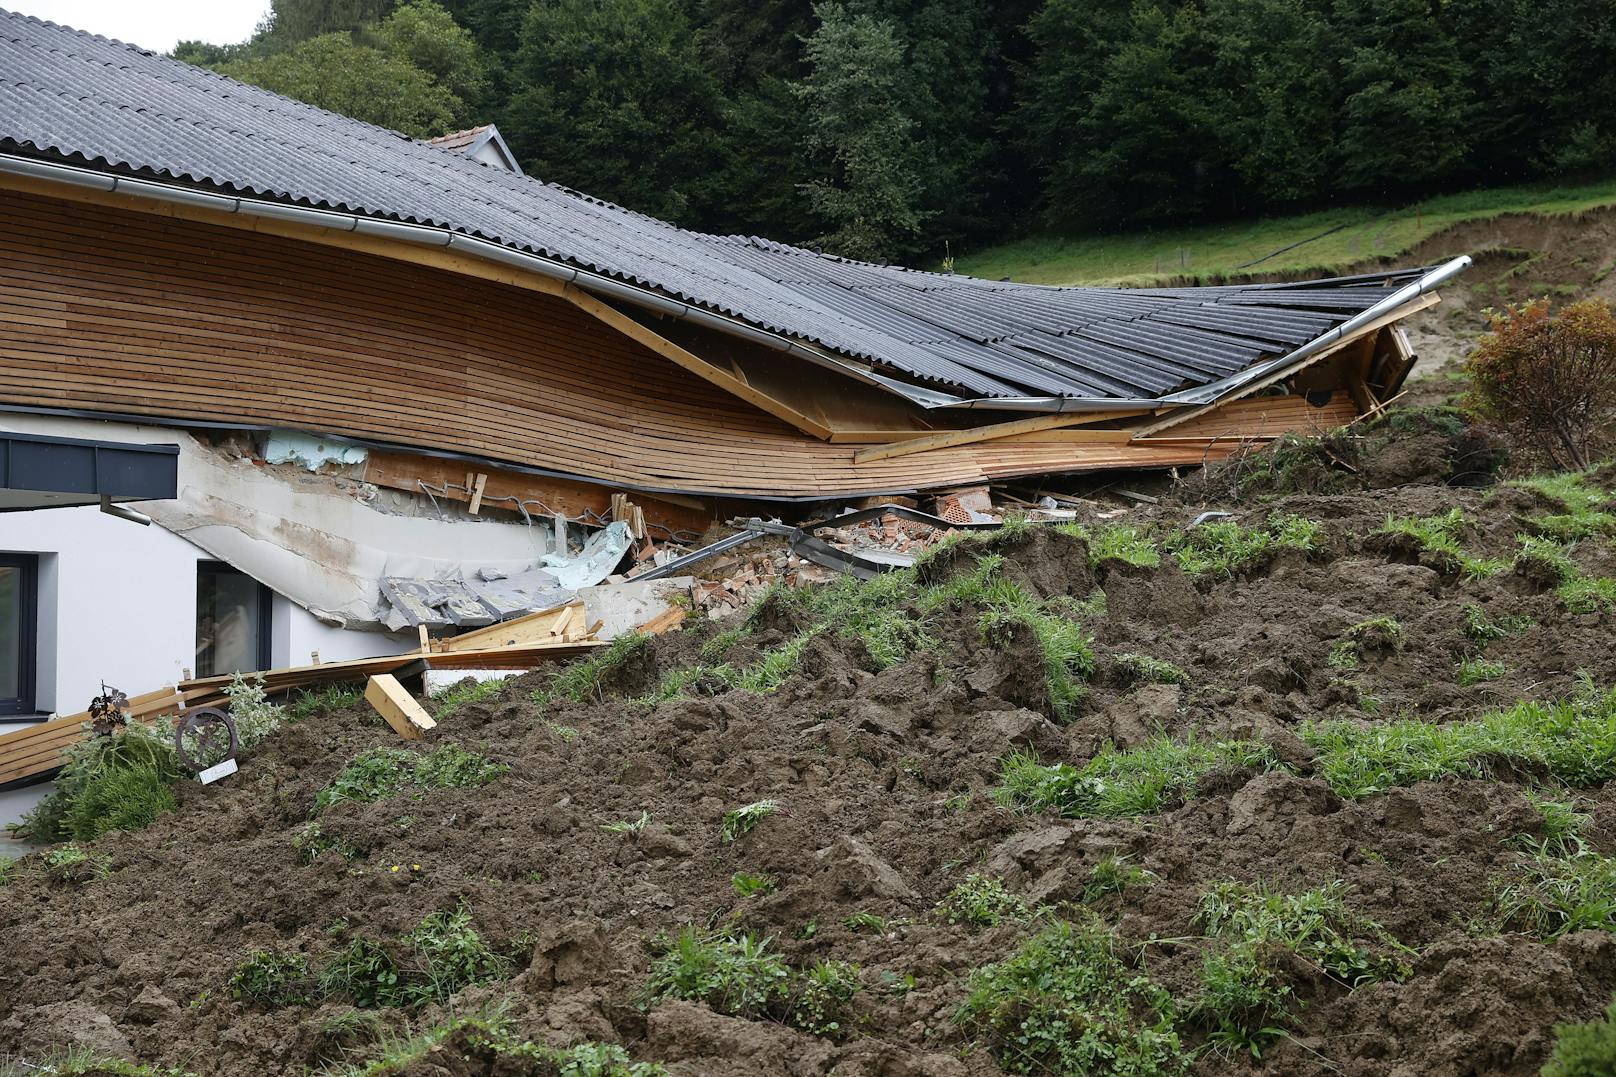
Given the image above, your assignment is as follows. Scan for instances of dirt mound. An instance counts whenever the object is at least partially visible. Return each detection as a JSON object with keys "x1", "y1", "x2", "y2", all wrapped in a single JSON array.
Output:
[{"x1": 3, "y1": 459, "x2": 1616, "y2": 1075}]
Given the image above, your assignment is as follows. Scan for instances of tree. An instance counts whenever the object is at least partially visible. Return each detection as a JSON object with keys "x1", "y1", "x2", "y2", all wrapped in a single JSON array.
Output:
[
  {"x1": 794, "y1": 3, "x2": 929, "y2": 261},
  {"x1": 1332, "y1": 0, "x2": 1471, "y2": 192},
  {"x1": 216, "y1": 33, "x2": 461, "y2": 136},
  {"x1": 1465, "y1": 299, "x2": 1616, "y2": 470},
  {"x1": 261, "y1": 0, "x2": 397, "y2": 45},
  {"x1": 378, "y1": 0, "x2": 490, "y2": 119},
  {"x1": 501, "y1": 0, "x2": 726, "y2": 224}
]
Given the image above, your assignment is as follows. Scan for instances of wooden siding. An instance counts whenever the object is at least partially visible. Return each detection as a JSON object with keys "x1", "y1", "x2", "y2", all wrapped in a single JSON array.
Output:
[{"x1": 0, "y1": 189, "x2": 1350, "y2": 498}]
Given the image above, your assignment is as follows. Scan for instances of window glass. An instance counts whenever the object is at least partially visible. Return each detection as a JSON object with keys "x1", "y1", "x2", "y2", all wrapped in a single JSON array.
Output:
[
  {"x1": 196, "y1": 564, "x2": 267, "y2": 678},
  {"x1": 0, "y1": 564, "x2": 18, "y2": 700}
]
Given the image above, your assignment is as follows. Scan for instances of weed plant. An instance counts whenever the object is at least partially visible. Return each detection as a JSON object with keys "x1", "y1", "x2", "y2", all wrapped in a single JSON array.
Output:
[
  {"x1": 1515, "y1": 793, "x2": 1589, "y2": 858},
  {"x1": 1461, "y1": 603, "x2": 1533, "y2": 647},
  {"x1": 1458, "y1": 658, "x2": 1509, "y2": 686},
  {"x1": 1112, "y1": 653, "x2": 1189, "y2": 686},
  {"x1": 39, "y1": 843, "x2": 110, "y2": 885},
  {"x1": 642, "y1": 928, "x2": 791, "y2": 1019},
  {"x1": 228, "y1": 950, "x2": 312, "y2": 1006},
  {"x1": 791, "y1": 959, "x2": 861, "y2": 1036},
  {"x1": 958, "y1": 918, "x2": 1187, "y2": 1075},
  {"x1": 1083, "y1": 853, "x2": 1154, "y2": 903},
  {"x1": 731, "y1": 871, "x2": 775, "y2": 897},
  {"x1": 222, "y1": 672, "x2": 285, "y2": 749},
  {"x1": 997, "y1": 736, "x2": 1278, "y2": 818},
  {"x1": 1490, "y1": 853, "x2": 1616, "y2": 938},
  {"x1": 0, "y1": 1048, "x2": 196, "y2": 1076},
  {"x1": 314, "y1": 744, "x2": 506, "y2": 812},
  {"x1": 935, "y1": 874, "x2": 1030, "y2": 927},
  {"x1": 1058, "y1": 523, "x2": 1161, "y2": 568},
  {"x1": 431, "y1": 677, "x2": 505, "y2": 718},
  {"x1": 287, "y1": 682, "x2": 364, "y2": 722},
  {"x1": 15, "y1": 722, "x2": 181, "y2": 844},
  {"x1": 720, "y1": 799, "x2": 780, "y2": 843},
  {"x1": 601, "y1": 811, "x2": 652, "y2": 835}
]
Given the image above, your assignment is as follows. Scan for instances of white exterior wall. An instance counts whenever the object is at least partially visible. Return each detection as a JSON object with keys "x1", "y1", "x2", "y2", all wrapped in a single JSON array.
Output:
[{"x1": 0, "y1": 502, "x2": 408, "y2": 717}]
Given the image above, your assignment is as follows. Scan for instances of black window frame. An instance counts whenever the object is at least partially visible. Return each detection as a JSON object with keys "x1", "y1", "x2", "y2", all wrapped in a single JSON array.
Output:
[
  {"x1": 196, "y1": 560, "x2": 273, "y2": 678},
  {"x1": 0, "y1": 552, "x2": 38, "y2": 718}
]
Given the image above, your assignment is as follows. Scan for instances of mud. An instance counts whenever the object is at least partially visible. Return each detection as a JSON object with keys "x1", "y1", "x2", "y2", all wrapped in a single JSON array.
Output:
[{"x1": 2, "y1": 444, "x2": 1615, "y2": 1076}]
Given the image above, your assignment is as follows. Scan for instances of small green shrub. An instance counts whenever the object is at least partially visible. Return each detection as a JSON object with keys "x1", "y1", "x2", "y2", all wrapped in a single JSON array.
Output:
[
  {"x1": 318, "y1": 939, "x2": 404, "y2": 1009},
  {"x1": 642, "y1": 928, "x2": 791, "y2": 1019},
  {"x1": 997, "y1": 737, "x2": 1278, "y2": 818},
  {"x1": 720, "y1": 799, "x2": 781, "y2": 843},
  {"x1": 791, "y1": 959, "x2": 861, "y2": 1036},
  {"x1": 1461, "y1": 603, "x2": 1533, "y2": 646},
  {"x1": 0, "y1": 855, "x2": 14, "y2": 886},
  {"x1": 40, "y1": 843, "x2": 110, "y2": 885},
  {"x1": 731, "y1": 871, "x2": 776, "y2": 897},
  {"x1": 228, "y1": 950, "x2": 312, "y2": 1007},
  {"x1": 1303, "y1": 686, "x2": 1616, "y2": 797},
  {"x1": 223, "y1": 671, "x2": 285, "y2": 749},
  {"x1": 314, "y1": 745, "x2": 506, "y2": 812},
  {"x1": 1543, "y1": 995, "x2": 1616, "y2": 1077},
  {"x1": 958, "y1": 918, "x2": 1187, "y2": 1075},
  {"x1": 15, "y1": 724, "x2": 181, "y2": 844},
  {"x1": 64, "y1": 761, "x2": 178, "y2": 842},
  {"x1": 936, "y1": 874, "x2": 1029, "y2": 927},
  {"x1": 1491, "y1": 853, "x2": 1616, "y2": 938},
  {"x1": 404, "y1": 903, "x2": 511, "y2": 1003},
  {"x1": 1166, "y1": 513, "x2": 1322, "y2": 581},
  {"x1": 431, "y1": 677, "x2": 505, "y2": 717}
]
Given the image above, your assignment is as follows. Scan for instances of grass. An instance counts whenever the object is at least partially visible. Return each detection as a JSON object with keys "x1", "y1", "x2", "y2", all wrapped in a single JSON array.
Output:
[
  {"x1": 1112, "y1": 652, "x2": 1189, "y2": 687},
  {"x1": 1062, "y1": 523, "x2": 1161, "y2": 569},
  {"x1": 1083, "y1": 853, "x2": 1154, "y2": 903},
  {"x1": 1491, "y1": 853, "x2": 1616, "y2": 938},
  {"x1": 318, "y1": 905, "x2": 511, "y2": 1009},
  {"x1": 535, "y1": 633, "x2": 650, "y2": 706},
  {"x1": 287, "y1": 682, "x2": 364, "y2": 722},
  {"x1": 731, "y1": 871, "x2": 776, "y2": 897},
  {"x1": 313, "y1": 744, "x2": 506, "y2": 812},
  {"x1": 1511, "y1": 468, "x2": 1616, "y2": 542},
  {"x1": 1165, "y1": 513, "x2": 1322, "y2": 582},
  {"x1": 1461, "y1": 603, "x2": 1533, "y2": 646},
  {"x1": 0, "y1": 1049, "x2": 196, "y2": 1076},
  {"x1": 1508, "y1": 536, "x2": 1616, "y2": 613},
  {"x1": 228, "y1": 950, "x2": 312, "y2": 1007},
  {"x1": 951, "y1": 177, "x2": 1616, "y2": 286},
  {"x1": 430, "y1": 677, "x2": 505, "y2": 717},
  {"x1": 1516, "y1": 792, "x2": 1589, "y2": 858},
  {"x1": 935, "y1": 874, "x2": 1030, "y2": 927},
  {"x1": 1302, "y1": 686, "x2": 1616, "y2": 798},
  {"x1": 720, "y1": 799, "x2": 781, "y2": 843},
  {"x1": 1191, "y1": 881, "x2": 1411, "y2": 1058},
  {"x1": 996, "y1": 736, "x2": 1279, "y2": 819},
  {"x1": 1457, "y1": 657, "x2": 1509, "y2": 686},
  {"x1": 957, "y1": 917, "x2": 1187, "y2": 1075},
  {"x1": 1377, "y1": 508, "x2": 1507, "y2": 579},
  {"x1": 0, "y1": 855, "x2": 13, "y2": 886},
  {"x1": 642, "y1": 928, "x2": 791, "y2": 1020},
  {"x1": 1328, "y1": 617, "x2": 1406, "y2": 671},
  {"x1": 601, "y1": 810, "x2": 652, "y2": 835}
]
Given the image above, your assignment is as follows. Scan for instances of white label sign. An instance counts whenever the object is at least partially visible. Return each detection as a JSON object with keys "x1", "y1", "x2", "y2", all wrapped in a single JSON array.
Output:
[{"x1": 198, "y1": 758, "x2": 238, "y2": 785}]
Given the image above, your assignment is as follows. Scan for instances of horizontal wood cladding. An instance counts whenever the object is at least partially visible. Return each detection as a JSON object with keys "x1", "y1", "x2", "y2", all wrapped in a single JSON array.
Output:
[{"x1": 0, "y1": 189, "x2": 1349, "y2": 497}]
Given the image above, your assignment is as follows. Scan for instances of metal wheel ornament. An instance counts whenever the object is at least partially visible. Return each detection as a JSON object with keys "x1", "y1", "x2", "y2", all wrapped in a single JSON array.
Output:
[{"x1": 173, "y1": 708, "x2": 239, "y2": 773}]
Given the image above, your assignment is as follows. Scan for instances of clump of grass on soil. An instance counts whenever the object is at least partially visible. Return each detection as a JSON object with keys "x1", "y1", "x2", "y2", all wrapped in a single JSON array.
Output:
[
  {"x1": 0, "y1": 1048, "x2": 196, "y2": 1076},
  {"x1": 996, "y1": 736, "x2": 1279, "y2": 818},
  {"x1": 313, "y1": 745, "x2": 506, "y2": 813},
  {"x1": 1490, "y1": 853, "x2": 1616, "y2": 938},
  {"x1": 1377, "y1": 508, "x2": 1508, "y2": 579},
  {"x1": 1303, "y1": 685, "x2": 1616, "y2": 798},
  {"x1": 1111, "y1": 652, "x2": 1189, "y2": 687},
  {"x1": 1083, "y1": 853, "x2": 1154, "y2": 903},
  {"x1": 641, "y1": 928, "x2": 860, "y2": 1038},
  {"x1": 287, "y1": 682, "x2": 364, "y2": 722},
  {"x1": 228, "y1": 950, "x2": 313, "y2": 1007},
  {"x1": 720, "y1": 799, "x2": 780, "y2": 843},
  {"x1": 1060, "y1": 522, "x2": 1161, "y2": 569},
  {"x1": 957, "y1": 917, "x2": 1187, "y2": 1075},
  {"x1": 1461, "y1": 602, "x2": 1533, "y2": 647},
  {"x1": 1513, "y1": 535, "x2": 1616, "y2": 613},
  {"x1": 1328, "y1": 616, "x2": 1406, "y2": 670},
  {"x1": 1190, "y1": 880, "x2": 1412, "y2": 1059},
  {"x1": 39, "y1": 843, "x2": 111, "y2": 885},
  {"x1": 431, "y1": 677, "x2": 505, "y2": 717},
  {"x1": 535, "y1": 633, "x2": 650, "y2": 706},
  {"x1": 1511, "y1": 469, "x2": 1616, "y2": 542},
  {"x1": 1165, "y1": 513, "x2": 1323, "y2": 582},
  {"x1": 313, "y1": 904, "x2": 512, "y2": 1009}
]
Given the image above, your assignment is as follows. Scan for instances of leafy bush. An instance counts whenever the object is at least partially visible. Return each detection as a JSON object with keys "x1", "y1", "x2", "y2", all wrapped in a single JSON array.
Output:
[
  {"x1": 16, "y1": 724, "x2": 181, "y2": 844},
  {"x1": 222, "y1": 671, "x2": 284, "y2": 749},
  {"x1": 403, "y1": 904, "x2": 511, "y2": 1003},
  {"x1": 958, "y1": 919, "x2": 1187, "y2": 1075},
  {"x1": 1543, "y1": 996, "x2": 1616, "y2": 1077},
  {"x1": 314, "y1": 745, "x2": 506, "y2": 812},
  {"x1": 64, "y1": 762, "x2": 178, "y2": 842},
  {"x1": 228, "y1": 950, "x2": 313, "y2": 1007},
  {"x1": 1464, "y1": 298, "x2": 1616, "y2": 469},
  {"x1": 997, "y1": 737, "x2": 1278, "y2": 818},
  {"x1": 1165, "y1": 513, "x2": 1322, "y2": 582},
  {"x1": 935, "y1": 874, "x2": 1030, "y2": 927},
  {"x1": 1303, "y1": 686, "x2": 1616, "y2": 797}
]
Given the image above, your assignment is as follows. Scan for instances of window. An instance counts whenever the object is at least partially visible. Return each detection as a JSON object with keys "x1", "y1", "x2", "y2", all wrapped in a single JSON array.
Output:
[
  {"x1": 0, "y1": 553, "x2": 37, "y2": 717},
  {"x1": 196, "y1": 561, "x2": 271, "y2": 679}
]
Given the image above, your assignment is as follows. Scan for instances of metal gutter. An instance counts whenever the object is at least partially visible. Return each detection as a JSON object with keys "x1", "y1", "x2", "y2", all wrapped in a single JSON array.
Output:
[{"x1": 0, "y1": 153, "x2": 1466, "y2": 418}]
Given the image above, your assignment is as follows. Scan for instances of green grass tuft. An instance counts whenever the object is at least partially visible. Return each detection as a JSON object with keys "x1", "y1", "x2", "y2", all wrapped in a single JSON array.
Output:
[
  {"x1": 1491, "y1": 853, "x2": 1616, "y2": 938},
  {"x1": 431, "y1": 677, "x2": 505, "y2": 717},
  {"x1": 1458, "y1": 657, "x2": 1509, "y2": 686},
  {"x1": 720, "y1": 799, "x2": 781, "y2": 844},
  {"x1": 1166, "y1": 513, "x2": 1322, "y2": 581},
  {"x1": 1303, "y1": 686, "x2": 1616, "y2": 797},
  {"x1": 535, "y1": 633, "x2": 650, "y2": 706},
  {"x1": 287, "y1": 682, "x2": 364, "y2": 722},
  {"x1": 1378, "y1": 508, "x2": 1507, "y2": 579},
  {"x1": 997, "y1": 737, "x2": 1279, "y2": 819},
  {"x1": 935, "y1": 874, "x2": 1030, "y2": 927},
  {"x1": 1061, "y1": 523, "x2": 1161, "y2": 569},
  {"x1": 314, "y1": 745, "x2": 506, "y2": 813}
]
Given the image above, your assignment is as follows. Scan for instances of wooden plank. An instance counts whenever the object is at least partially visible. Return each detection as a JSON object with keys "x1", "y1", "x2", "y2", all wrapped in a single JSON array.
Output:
[
  {"x1": 852, "y1": 410, "x2": 1149, "y2": 464},
  {"x1": 638, "y1": 607, "x2": 688, "y2": 635},
  {"x1": 467, "y1": 472, "x2": 487, "y2": 515},
  {"x1": 365, "y1": 674, "x2": 436, "y2": 740},
  {"x1": 437, "y1": 601, "x2": 580, "y2": 652}
]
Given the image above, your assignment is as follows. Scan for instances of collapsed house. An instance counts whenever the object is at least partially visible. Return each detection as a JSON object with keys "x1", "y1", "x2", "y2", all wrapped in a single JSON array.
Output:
[{"x1": 0, "y1": 10, "x2": 1463, "y2": 744}]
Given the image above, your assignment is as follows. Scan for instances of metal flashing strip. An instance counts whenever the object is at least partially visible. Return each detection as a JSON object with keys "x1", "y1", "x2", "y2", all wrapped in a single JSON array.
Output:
[{"x1": 0, "y1": 428, "x2": 179, "y2": 508}]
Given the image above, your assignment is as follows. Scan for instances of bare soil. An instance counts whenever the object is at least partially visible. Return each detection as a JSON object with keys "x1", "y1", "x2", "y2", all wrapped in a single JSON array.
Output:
[{"x1": 3, "y1": 429, "x2": 1615, "y2": 1076}]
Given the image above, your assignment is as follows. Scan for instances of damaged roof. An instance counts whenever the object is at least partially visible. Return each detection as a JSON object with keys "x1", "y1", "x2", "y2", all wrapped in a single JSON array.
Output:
[{"x1": 0, "y1": 9, "x2": 1418, "y2": 404}]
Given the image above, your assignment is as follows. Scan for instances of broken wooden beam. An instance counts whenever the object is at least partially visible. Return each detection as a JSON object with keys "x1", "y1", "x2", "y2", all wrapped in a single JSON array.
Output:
[
  {"x1": 852, "y1": 409, "x2": 1149, "y2": 464},
  {"x1": 365, "y1": 674, "x2": 437, "y2": 739}
]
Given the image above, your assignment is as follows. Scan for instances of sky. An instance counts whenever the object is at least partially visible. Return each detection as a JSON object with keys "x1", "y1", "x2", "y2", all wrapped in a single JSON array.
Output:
[{"x1": 5, "y1": 0, "x2": 268, "y2": 53}]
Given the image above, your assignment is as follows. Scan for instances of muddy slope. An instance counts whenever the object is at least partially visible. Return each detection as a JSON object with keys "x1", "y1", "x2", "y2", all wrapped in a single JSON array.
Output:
[{"x1": 2, "y1": 453, "x2": 1615, "y2": 1076}]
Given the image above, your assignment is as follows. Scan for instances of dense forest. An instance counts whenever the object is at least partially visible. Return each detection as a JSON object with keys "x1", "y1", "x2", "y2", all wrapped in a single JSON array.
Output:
[{"x1": 174, "y1": 0, "x2": 1616, "y2": 264}]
